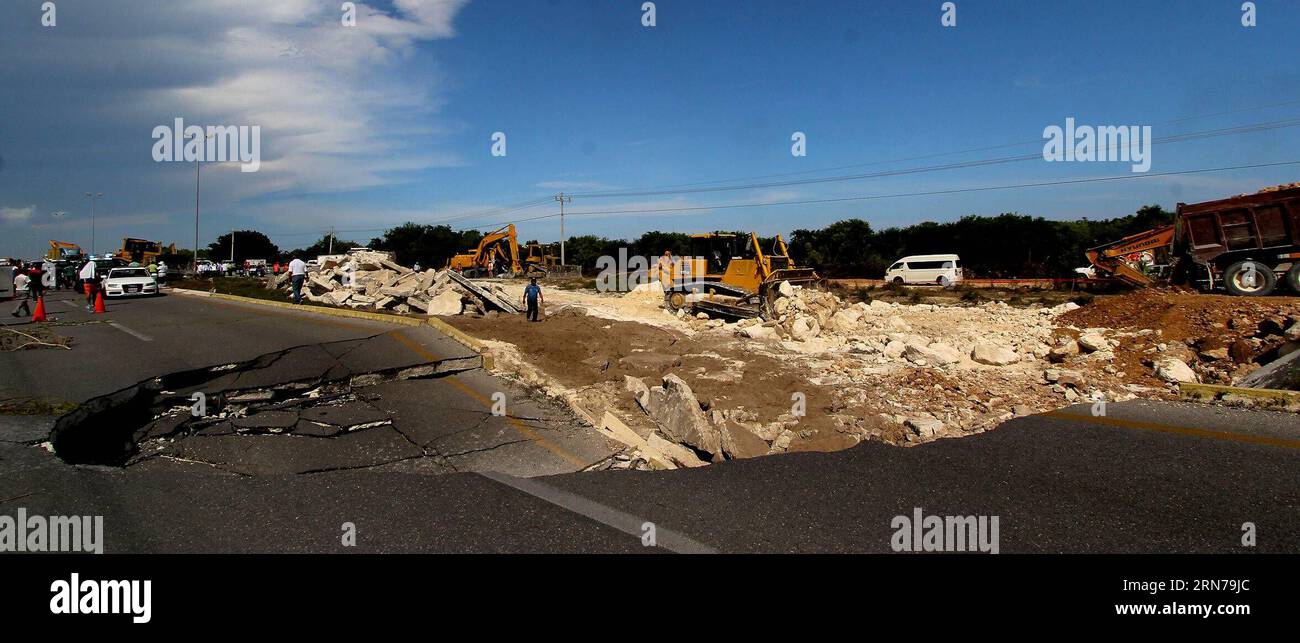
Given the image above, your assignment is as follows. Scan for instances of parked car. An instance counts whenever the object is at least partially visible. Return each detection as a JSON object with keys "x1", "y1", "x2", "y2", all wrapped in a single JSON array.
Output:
[
  {"x1": 884, "y1": 254, "x2": 963, "y2": 286},
  {"x1": 102, "y1": 267, "x2": 159, "y2": 298}
]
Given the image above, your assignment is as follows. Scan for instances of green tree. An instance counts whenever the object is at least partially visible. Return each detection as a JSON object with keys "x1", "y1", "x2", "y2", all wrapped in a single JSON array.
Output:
[{"x1": 208, "y1": 230, "x2": 280, "y2": 264}]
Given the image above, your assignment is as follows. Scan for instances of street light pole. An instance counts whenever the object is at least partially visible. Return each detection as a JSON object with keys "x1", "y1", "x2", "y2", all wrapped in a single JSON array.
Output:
[
  {"x1": 189, "y1": 132, "x2": 213, "y2": 273},
  {"x1": 84, "y1": 192, "x2": 102, "y2": 255}
]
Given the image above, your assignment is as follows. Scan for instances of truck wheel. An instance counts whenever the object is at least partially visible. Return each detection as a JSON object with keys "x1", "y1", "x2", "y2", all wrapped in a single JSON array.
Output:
[
  {"x1": 1223, "y1": 260, "x2": 1276, "y2": 296},
  {"x1": 1286, "y1": 264, "x2": 1300, "y2": 294},
  {"x1": 892, "y1": 277, "x2": 904, "y2": 286},
  {"x1": 937, "y1": 275, "x2": 951, "y2": 287},
  {"x1": 664, "y1": 291, "x2": 686, "y2": 311}
]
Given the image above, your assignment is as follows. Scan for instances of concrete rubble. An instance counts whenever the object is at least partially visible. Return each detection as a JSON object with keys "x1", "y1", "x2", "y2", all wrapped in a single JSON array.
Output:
[{"x1": 275, "y1": 250, "x2": 518, "y2": 315}]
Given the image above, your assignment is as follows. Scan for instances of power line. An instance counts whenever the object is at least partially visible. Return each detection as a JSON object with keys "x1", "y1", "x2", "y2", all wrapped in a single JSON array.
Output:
[
  {"x1": 568, "y1": 98, "x2": 1300, "y2": 197},
  {"x1": 567, "y1": 117, "x2": 1300, "y2": 199},
  {"x1": 468, "y1": 160, "x2": 1300, "y2": 225}
]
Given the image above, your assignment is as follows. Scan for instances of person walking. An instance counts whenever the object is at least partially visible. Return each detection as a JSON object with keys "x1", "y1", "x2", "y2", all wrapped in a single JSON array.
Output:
[
  {"x1": 79, "y1": 258, "x2": 98, "y2": 312},
  {"x1": 288, "y1": 254, "x2": 307, "y2": 304},
  {"x1": 521, "y1": 277, "x2": 543, "y2": 322},
  {"x1": 156, "y1": 260, "x2": 168, "y2": 282},
  {"x1": 9, "y1": 267, "x2": 31, "y2": 317}
]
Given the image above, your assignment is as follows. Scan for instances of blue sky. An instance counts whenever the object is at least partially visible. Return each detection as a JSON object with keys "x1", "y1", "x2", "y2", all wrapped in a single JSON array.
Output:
[{"x1": 2, "y1": 0, "x2": 1299, "y2": 258}]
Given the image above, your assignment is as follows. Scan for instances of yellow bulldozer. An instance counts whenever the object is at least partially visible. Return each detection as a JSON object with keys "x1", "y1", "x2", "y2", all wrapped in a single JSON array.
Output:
[
  {"x1": 661, "y1": 232, "x2": 820, "y2": 319},
  {"x1": 523, "y1": 242, "x2": 581, "y2": 277}
]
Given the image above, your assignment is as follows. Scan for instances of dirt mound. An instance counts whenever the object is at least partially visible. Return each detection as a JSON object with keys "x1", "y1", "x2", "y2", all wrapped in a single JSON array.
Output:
[{"x1": 1060, "y1": 289, "x2": 1300, "y2": 343}]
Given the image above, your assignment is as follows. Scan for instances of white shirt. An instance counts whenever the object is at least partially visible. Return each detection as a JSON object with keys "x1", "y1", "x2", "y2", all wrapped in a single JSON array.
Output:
[
  {"x1": 13, "y1": 273, "x2": 29, "y2": 291},
  {"x1": 79, "y1": 262, "x2": 97, "y2": 280},
  {"x1": 288, "y1": 258, "x2": 307, "y2": 276}
]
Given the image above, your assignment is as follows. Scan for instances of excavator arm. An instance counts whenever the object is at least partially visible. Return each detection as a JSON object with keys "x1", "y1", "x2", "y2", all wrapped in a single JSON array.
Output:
[{"x1": 1084, "y1": 225, "x2": 1175, "y2": 287}]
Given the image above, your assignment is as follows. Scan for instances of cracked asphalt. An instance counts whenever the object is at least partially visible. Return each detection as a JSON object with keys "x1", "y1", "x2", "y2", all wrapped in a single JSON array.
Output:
[{"x1": 2, "y1": 289, "x2": 1299, "y2": 553}]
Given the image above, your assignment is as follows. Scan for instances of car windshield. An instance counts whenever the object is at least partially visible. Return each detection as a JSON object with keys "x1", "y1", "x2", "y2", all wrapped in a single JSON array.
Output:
[{"x1": 111, "y1": 269, "x2": 149, "y2": 278}]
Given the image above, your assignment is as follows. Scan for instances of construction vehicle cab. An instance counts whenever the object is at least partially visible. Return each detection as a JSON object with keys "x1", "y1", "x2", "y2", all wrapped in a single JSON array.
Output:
[
  {"x1": 117, "y1": 238, "x2": 175, "y2": 265},
  {"x1": 523, "y1": 242, "x2": 581, "y2": 277},
  {"x1": 447, "y1": 224, "x2": 523, "y2": 278},
  {"x1": 663, "y1": 232, "x2": 819, "y2": 319}
]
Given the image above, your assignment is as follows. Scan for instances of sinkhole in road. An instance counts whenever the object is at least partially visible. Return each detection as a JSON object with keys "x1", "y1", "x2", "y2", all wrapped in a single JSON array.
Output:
[{"x1": 49, "y1": 334, "x2": 481, "y2": 470}]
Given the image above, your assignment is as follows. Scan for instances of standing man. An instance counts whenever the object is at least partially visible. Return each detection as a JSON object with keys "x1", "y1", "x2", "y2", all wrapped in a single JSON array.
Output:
[
  {"x1": 27, "y1": 262, "x2": 46, "y2": 304},
  {"x1": 288, "y1": 254, "x2": 307, "y2": 304},
  {"x1": 79, "y1": 258, "x2": 98, "y2": 312},
  {"x1": 412, "y1": 261, "x2": 422, "y2": 272},
  {"x1": 157, "y1": 260, "x2": 168, "y2": 283},
  {"x1": 521, "y1": 277, "x2": 543, "y2": 322}
]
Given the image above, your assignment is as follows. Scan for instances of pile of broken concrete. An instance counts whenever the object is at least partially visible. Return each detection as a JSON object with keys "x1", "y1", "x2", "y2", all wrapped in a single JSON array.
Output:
[
  {"x1": 616, "y1": 373, "x2": 770, "y2": 468},
  {"x1": 274, "y1": 251, "x2": 516, "y2": 315}
]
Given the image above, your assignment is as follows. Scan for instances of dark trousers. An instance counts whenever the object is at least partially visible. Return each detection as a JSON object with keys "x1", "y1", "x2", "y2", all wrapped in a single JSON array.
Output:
[
  {"x1": 527, "y1": 299, "x2": 539, "y2": 321},
  {"x1": 291, "y1": 275, "x2": 305, "y2": 304}
]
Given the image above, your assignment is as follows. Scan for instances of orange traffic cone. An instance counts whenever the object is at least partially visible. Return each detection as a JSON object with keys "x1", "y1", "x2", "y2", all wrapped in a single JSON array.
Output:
[
  {"x1": 93, "y1": 288, "x2": 108, "y2": 314},
  {"x1": 31, "y1": 296, "x2": 47, "y2": 322}
]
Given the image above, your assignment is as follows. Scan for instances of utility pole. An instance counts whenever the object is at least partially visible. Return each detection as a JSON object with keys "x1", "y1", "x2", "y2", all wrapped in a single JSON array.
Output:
[
  {"x1": 554, "y1": 193, "x2": 571, "y2": 265},
  {"x1": 189, "y1": 132, "x2": 213, "y2": 273},
  {"x1": 84, "y1": 192, "x2": 102, "y2": 255},
  {"x1": 229, "y1": 229, "x2": 235, "y2": 263},
  {"x1": 327, "y1": 228, "x2": 335, "y2": 255}
]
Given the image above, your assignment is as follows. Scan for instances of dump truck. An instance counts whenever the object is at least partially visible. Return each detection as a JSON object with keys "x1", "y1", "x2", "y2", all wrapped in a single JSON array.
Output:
[
  {"x1": 446, "y1": 224, "x2": 523, "y2": 277},
  {"x1": 662, "y1": 232, "x2": 820, "y2": 319},
  {"x1": 1086, "y1": 184, "x2": 1300, "y2": 295},
  {"x1": 116, "y1": 238, "x2": 175, "y2": 265},
  {"x1": 46, "y1": 240, "x2": 84, "y2": 262}
]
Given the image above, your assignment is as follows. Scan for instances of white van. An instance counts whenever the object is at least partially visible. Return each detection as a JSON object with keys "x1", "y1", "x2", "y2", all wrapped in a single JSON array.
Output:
[{"x1": 884, "y1": 254, "x2": 962, "y2": 286}]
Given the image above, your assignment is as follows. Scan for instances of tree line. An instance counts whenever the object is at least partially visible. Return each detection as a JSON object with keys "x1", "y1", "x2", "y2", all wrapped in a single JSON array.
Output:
[{"x1": 178, "y1": 204, "x2": 1173, "y2": 278}]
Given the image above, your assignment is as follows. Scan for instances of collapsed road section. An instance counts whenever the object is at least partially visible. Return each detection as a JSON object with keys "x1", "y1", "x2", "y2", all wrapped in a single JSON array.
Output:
[{"x1": 47, "y1": 331, "x2": 611, "y2": 476}]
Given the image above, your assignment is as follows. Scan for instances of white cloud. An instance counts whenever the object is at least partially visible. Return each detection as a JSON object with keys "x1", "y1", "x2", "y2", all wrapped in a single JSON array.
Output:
[{"x1": 0, "y1": 205, "x2": 36, "y2": 223}]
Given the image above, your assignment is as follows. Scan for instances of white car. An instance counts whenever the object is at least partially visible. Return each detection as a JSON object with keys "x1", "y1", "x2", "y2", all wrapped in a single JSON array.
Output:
[{"x1": 103, "y1": 267, "x2": 159, "y2": 298}]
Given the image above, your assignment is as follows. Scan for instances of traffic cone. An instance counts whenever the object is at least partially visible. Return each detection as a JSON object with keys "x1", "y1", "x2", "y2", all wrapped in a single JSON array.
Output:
[
  {"x1": 93, "y1": 288, "x2": 107, "y2": 314},
  {"x1": 31, "y1": 296, "x2": 47, "y2": 322}
]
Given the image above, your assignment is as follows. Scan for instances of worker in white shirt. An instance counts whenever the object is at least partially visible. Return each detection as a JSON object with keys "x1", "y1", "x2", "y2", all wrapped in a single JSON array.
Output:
[
  {"x1": 287, "y1": 254, "x2": 308, "y2": 304},
  {"x1": 79, "y1": 259, "x2": 98, "y2": 312},
  {"x1": 10, "y1": 269, "x2": 31, "y2": 317}
]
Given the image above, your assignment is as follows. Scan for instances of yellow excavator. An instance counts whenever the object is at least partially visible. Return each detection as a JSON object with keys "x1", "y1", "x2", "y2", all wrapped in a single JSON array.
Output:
[
  {"x1": 662, "y1": 232, "x2": 820, "y2": 319},
  {"x1": 523, "y1": 242, "x2": 579, "y2": 276},
  {"x1": 446, "y1": 224, "x2": 523, "y2": 277}
]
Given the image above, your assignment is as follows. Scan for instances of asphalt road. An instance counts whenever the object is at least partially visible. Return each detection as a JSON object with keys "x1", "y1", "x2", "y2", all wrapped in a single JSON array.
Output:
[{"x1": 2, "y1": 288, "x2": 1298, "y2": 553}]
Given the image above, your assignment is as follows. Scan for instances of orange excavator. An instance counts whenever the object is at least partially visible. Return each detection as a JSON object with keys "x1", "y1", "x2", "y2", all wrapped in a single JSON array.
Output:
[
  {"x1": 446, "y1": 224, "x2": 523, "y2": 277},
  {"x1": 1084, "y1": 225, "x2": 1175, "y2": 287}
]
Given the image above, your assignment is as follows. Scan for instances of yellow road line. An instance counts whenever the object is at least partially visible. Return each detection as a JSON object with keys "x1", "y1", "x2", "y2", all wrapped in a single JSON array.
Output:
[
  {"x1": 389, "y1": 330, "x2": 589, "y2": 468},
  {"x1": 1045, "y1": 410, "x2": 1300, "y2": 450},
  {"x1": 202, "y1": 296, "x2": 376, "y2": 332}
]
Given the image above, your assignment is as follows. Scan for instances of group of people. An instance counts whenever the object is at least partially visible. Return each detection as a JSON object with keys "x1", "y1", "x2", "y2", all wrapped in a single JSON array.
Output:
[
  {"x1": 8, "y1": 262, "x2": 47, "y2": 317},
  {"x1": 7, "y1": 257, "x2": 117, "y2": 318}
]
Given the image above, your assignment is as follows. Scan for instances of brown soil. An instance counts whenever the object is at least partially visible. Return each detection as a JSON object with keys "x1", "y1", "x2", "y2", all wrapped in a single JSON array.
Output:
[
  {"x1": 1058, "y1": 288, "x2": 1300, "y2": 386},
  {"x1": 445, "y1": 307, "x2": 864, "y2": 453}
]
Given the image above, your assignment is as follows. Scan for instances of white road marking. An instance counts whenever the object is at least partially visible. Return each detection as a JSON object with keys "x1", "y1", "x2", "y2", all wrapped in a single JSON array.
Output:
[
  {"x1": 108, "y1": 321, "x2": 153, "y2": 342},
  {"x1": 480, "y1": 471, "x2": 717, "y2": 554}
]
